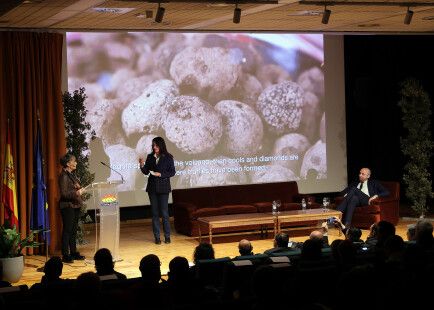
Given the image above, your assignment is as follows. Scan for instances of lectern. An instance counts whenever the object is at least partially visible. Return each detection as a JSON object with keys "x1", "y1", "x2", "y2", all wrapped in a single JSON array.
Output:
[{"x1": 85, "y1": 180, "x2": 122, "y2": 261}]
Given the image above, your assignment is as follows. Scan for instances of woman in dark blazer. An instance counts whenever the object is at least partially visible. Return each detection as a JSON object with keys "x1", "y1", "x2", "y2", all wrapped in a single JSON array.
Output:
[
  {"x1": 139, "y1": 137, "x2": 176, "y2": 244},
  {"x1": 58, "y1": 153, "x2": 86, "y2": 263}
]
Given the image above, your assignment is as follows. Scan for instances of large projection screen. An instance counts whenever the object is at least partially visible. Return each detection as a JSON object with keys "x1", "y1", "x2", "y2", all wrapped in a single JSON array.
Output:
[{"x1": 65, "y1": 32, "x2": 346, "y2": 207}]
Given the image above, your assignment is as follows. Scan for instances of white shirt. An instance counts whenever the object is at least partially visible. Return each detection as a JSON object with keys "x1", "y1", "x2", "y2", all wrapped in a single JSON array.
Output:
[
  {"x1": 358, "y1": 181, "x2": 370, "y2": 196},
  {"x1": 154, "y1": 153, "x2": 160, "y2": 164}
]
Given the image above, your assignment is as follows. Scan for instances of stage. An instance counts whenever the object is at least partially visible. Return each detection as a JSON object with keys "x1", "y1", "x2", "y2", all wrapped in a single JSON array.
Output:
[{"x1": 16, "y1": 217, "x2": 418, "y2": 287}]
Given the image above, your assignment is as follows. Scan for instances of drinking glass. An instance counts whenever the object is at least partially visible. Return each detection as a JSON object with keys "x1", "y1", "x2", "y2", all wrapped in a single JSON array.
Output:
[
  {"x1": 272, "y1": 200, "x2": 281, "y2": 215},
  {"x1": 322, "y1": 197, "x2": 330, "y2": 211}
]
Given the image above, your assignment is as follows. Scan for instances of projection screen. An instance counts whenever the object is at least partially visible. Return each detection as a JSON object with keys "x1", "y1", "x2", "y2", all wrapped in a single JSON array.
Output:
[{"x1": 65, "y1": 32, "x2": 346, "y2": 207}]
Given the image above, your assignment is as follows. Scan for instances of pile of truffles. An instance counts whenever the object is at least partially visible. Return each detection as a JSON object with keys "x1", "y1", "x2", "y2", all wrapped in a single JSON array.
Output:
[{"x1": 67, "y1": 33, "x2": 326, "y2": 190}]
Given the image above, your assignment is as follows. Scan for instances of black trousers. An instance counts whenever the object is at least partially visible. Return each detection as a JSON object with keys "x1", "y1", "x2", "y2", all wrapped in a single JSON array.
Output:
[
  {"x1": 60, "y1": 207, "x2": 80, "y2": 256},
  {"x1": 336, "y1": 187, "x2": 370, "y2": 227}
]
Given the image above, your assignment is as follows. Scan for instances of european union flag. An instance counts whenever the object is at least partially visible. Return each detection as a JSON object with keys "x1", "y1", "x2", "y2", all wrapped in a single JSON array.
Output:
[{"x1": 30, "y1": 120, "x2": 50, "y2": 244}]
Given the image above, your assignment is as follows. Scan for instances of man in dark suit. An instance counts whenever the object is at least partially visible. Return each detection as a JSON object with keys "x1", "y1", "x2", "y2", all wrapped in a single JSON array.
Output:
[
  {"x1": 264, "y1": 233, "x2": 291, "y2": 255},
  {"x1": 337, "y1": 167, "x2": 389, "y2": 228}
]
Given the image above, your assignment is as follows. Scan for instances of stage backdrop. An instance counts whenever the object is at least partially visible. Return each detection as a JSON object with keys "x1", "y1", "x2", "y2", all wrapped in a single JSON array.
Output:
[{"x1": 65, "y1": 32, "x2": 347, "y2": 207}]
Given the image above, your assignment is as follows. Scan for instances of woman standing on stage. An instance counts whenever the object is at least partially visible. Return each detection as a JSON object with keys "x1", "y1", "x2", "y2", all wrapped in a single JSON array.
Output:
[
  {"x1": 139, "y1": 137, "x2": 176, "y2": 244},
  {"x1": 58, "y1": 153, "x2": 85, "y2": 263}
]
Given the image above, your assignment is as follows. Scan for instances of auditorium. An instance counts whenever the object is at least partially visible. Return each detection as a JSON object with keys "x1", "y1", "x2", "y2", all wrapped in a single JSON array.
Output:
[{"x1": 1, "y1": 1, "x2": 433, "y2": 309}]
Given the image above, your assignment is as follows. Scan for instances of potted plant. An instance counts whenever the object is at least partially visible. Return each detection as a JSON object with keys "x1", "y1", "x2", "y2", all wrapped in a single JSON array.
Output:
[
  {"x1": 398, "y1": 78, "x2": 433, "y2": 218},
  {"x1": 0, "y1": 224, "x2": 42, "y2": 283}
]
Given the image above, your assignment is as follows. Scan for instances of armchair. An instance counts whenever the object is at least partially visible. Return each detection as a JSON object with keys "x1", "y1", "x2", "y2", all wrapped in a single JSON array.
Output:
[{"x1": 334, "y1": 181, "x2": 400, "y2": 229}]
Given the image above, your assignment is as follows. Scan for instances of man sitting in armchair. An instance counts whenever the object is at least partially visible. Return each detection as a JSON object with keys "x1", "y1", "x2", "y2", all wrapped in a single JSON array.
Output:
[{"x1": 337, "y1": 167, "x2": 389, "y2": 229}]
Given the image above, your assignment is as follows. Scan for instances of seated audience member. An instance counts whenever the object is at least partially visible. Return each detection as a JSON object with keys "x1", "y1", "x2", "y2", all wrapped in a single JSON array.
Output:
[
  {"x1": 376, "y1": 220, "x2": 396, "y2": 248},
  {"x1": 132, "y1": 254, "x2": 167, "y2": 309},
  {"x1": 301, "y1": 238, "x2": 323, "y2": 260},
  {"x1": 236, "y1": 239, "x2": 254, "y2": 257},
  {"x1": 251, "y1": 265, "x2": 281, "y2": 309},
  {"x1": 404, "y1": 220, "x2": 434, "y2": 271},
  {"x1": 329, "y1": 216, "x2": 347, "y2": 233},
  {"x1": 139, "y1": 254, "x2": 163, "y2": 285},
  {"x1": 365, "y1": 222, "x2": 379, "y2": 248},
  {"x1": 94, "y1": 248, "x2": 126, "y2": 280},
  {"x1": 193, "y1": 242, "x2": 215, "y2": 263},
  {"x1": 330, "y1": 239, "x2": 357, "y2": 271},
  {"x1": 346, "y1": 227, "x2": 364, "y2": 243},
  {"x1": 406, "y1": 224, "x2": 416, "y2": 242},
  {"x1": 167, "y1": 256, "x2": 197, "y2": 304},
  {"x1": 0, "y1": 261, "x2": 11, "y2": 288},
  {"x1": 74, "y1": 272, "x2": 102, "y2": 309},
  {"x1": 309, "y1": 230, "x2": 329, "y2": 247},
  {"x1": 31, "y1": 256, "x2": 65, "y2": 290},
  {"x1": 414, "y1": 219, "x2": 434, "y2": 249},
  {"x1": 383, "y1": 235, "x2": 405, "y2": 264},
  {"x1": 264, "y1": 232, "x2": 290, "y2": 255}
]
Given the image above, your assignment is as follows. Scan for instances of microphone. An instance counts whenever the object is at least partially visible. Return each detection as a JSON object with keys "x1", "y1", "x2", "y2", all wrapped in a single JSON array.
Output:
[{"x1": 100, "y1": 161, "x2": 124, "y2": 184}]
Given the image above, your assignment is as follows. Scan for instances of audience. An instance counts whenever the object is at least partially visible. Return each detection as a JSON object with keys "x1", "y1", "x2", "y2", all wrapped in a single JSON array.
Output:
[
  {"x1": 3, "y1": 219, "x2": 434, "y2": 310},
  {"x1": 415, "y1": 219, "x2": 434, "y2": 248},
  {"x1": 94, "y1": 248, "x2": 127, "y2": 280},
  {"x1": 346, "y1": 227, "x2": 363, "y2": 243},
  {"x1": 309, "y1": 229, "x2": 329, "y2": 247},
  {"x1": 237, "y1": 239, "x2": 254, "y2": 256},
  {"x1": 406, "y1": 224, "x2": 416, "y2": 241},
  {"x1": 264, "y1": 232, "x2": 290, "y2": 255},
  {"x1": 131, "y1": 254, "x2": 167, "y2": 309},
  {"x1": 167, "y1": 256, "x2": 197, "y2": 305},
  {"x1": 193, "y1": 242, "x2": 215, "y2": 263},
  {"x1": 30, "y1": 256, "x2": 65, "y2": 290},
  {"x1": 365, "y1": 222, "x2": 379, "y2": 248},
  {"x1": 300, "y1": 238, "x2": 323, "y2": 260}
]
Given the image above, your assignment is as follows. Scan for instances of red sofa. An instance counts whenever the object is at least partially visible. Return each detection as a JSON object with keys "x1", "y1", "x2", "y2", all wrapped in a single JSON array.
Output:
[
  {"x1": 334, "y1": 181, "x2": 400, "y2": 229},
  {"x1": 172, "y1": 181, "x2": 319, "y2": 237}
]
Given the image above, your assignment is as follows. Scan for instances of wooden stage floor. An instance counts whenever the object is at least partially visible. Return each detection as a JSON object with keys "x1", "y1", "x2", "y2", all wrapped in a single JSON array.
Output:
[{"x1": 15, "y1": 217, "x2": 422, "y2": 287}]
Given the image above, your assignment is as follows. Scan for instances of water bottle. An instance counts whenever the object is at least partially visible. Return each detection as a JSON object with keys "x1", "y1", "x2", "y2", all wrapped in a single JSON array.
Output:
[
  {"x1": 301, "y1": 198, "x2": 307, "y2": 211},
  {"x1": 272, "y1": 200, "x2": 277, "y2": 215}
]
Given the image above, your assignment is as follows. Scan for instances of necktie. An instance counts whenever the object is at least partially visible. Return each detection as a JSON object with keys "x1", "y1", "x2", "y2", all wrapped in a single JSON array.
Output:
[{"x1": 358, "y1": 182, "x2": 363, "y2": 189}]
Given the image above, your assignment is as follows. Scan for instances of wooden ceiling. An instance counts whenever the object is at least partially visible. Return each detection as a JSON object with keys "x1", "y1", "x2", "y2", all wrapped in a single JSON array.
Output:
[{"x1": 1, "y1": 0, "x2": 434, "y2": 33}]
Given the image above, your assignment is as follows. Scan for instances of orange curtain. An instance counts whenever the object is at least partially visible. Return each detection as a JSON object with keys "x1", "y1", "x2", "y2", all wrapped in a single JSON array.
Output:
[{"x1": 0, "y1": 31, "x2": 66, "y2": 253}]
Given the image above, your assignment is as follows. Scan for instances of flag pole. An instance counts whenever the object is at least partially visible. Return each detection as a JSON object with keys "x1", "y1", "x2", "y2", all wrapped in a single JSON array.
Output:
[{"x1": 37, "y1": 109, "x2": 50, "y2": 271}]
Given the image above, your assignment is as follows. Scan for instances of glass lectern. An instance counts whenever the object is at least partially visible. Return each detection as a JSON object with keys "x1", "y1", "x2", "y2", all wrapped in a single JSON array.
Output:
[{"x1": 85, "y1": 180, "x2": 122, "y2": 262}]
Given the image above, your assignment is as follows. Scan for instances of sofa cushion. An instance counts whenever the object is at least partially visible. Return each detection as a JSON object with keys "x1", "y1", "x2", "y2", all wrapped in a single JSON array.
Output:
[
  {"x1": 282, "y1": 202, "x2": 301, "y2": 211},
  {"x1": 253, "y1": 202, "x2": 272, "y2": 213},
  {"x1": 221, "y1": 205, "x2": 257, "y2": 214},
  {"x1": 193, "y1": 207, "x2": 227, "y2": 219}
]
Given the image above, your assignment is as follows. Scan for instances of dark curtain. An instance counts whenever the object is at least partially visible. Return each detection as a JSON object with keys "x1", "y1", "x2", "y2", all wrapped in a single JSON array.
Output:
[{"x1": 0, "y1": 31, "x2": 66, "y2": 253}]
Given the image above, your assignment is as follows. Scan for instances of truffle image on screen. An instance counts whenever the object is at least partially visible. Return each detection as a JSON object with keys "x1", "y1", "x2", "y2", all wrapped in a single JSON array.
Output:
[{"x1": 66, "y1": 32, "x2": 326, "y2": 192}]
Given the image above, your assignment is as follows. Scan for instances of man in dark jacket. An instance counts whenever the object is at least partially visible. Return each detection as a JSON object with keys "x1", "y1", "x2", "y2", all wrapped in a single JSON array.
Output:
[{"x1": 337, "y1": 167, "x2": 389, "y2": 228}]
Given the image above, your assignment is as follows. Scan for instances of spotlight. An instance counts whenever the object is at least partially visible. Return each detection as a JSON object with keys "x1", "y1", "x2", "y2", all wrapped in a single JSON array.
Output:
[
  {"x1": 233, "y1": 4, "x2": 241, "y2": 24},
  {"x1": 155, "y1": 3, "x2": 165, "y2": 23},
  {"x1": 404, "y1": 7, "x2": 413, "y2": 25},
  {"x1": 322, "y1": 6, "x2": 331, "y2": 24}
]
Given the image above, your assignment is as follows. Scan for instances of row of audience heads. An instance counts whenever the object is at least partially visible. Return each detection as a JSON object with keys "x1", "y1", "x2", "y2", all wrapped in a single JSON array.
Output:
[{"x1": 23, "y1": 219, "x2": 434, "y2": 286}]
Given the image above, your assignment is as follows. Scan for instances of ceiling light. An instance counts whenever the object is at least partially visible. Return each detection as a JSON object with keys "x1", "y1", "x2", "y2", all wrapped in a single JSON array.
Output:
[
  {"x1": 322, "y1": 6, "x2": 331, "y2": 24},
  {"x1": 233, "y1": 4, "x2": 241, "y2": 24},
  {"x1": 404, "y1": 7, "x2": 413, "y2": 25},
  {"x1": 155, "y1": 3, "x2": 165, "y2": 23}
]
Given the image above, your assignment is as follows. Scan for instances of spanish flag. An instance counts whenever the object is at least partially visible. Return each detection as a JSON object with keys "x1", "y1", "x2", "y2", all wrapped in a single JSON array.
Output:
[{"x1": 2, "y1": 123, "x2": 19, "y2": 229}]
